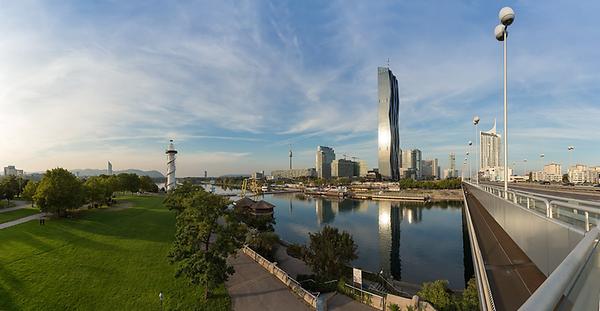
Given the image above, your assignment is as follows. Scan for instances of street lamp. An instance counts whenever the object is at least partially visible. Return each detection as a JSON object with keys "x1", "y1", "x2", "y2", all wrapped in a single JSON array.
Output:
[
  {"x1": 568, "y1": 146, "x2": 575, "y2": 171},
  {"x1": 473, "y1": 116, "x2": 480, "y2": 184},
  {"x1": 523, "y1": 158, "x2": 528, "y2": 177},
  {"x1": 159, "y1": 292, "x2": 164, "y2": 311},
  {"x1": 495, "y1": 6, "x2": 515, "y2": 196},
  {"x1": 467, "y1": 148, "x2": 471, "y2": 181}
]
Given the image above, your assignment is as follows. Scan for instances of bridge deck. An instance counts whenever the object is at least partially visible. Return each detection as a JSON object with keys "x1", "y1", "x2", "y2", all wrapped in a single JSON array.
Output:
[{"x1": 465, "y1": 189, "x2": 546, "y2": 310}]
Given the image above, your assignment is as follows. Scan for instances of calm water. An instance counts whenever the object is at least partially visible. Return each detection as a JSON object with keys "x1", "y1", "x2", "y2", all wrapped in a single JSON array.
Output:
[{"x1": 202, "y1": 185, "x2": 471, "y2": 289}]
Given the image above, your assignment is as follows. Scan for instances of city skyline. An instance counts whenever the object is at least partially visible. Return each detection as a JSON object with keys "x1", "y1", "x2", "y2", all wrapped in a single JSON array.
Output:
[{"x1": 1, "y1": 1, "x2": 600, "y2": 176}]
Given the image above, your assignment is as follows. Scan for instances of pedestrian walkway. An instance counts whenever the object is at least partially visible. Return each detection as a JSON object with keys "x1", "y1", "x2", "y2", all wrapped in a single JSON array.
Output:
[
  {"x1": 273, "y1": 244, "x2": 312, "y2": 278},
  {"x1": 326, "y1": 293, "x2": 377, "y2": 311},
  {"x1": 0, "y1": 200, "x2": 29, "y2": 213},
  {"x1": 0, "y1": 214, "x2": 42, "y2": 230},
  {"x1": 226, "y1": 251, "x2": 311, "y2": 311}
]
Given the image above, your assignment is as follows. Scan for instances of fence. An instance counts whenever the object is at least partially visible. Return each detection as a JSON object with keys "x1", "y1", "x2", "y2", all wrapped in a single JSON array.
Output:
[
  {"x1": 241, "y1": 246, "x2": 319, "y2": 309},
  {"x1": 340, "y1": 283, "x2": 385, "y2": 310}
]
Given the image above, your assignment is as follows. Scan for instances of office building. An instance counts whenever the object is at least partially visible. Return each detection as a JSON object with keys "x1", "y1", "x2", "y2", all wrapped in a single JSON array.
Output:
[
  {"x1": 252, "y1": 171, "x2": 265, "y2": 179},
  {"x1": 421, "y1": 159, "x2": 440, "y2": 180},
  {"x1": 107, "y1": 161, "x2": 113, "y2": 175},
  {"x1": 401, "y1": 149, "x2": 422, "y2": 180},
  {"x1": 443, "y1": 153, "x2": 458, "y2": 179},
  {"x1": 331, "y1": 159, "x2": 356, "y2": 178},
  {"x1": 271, "y1": 168, "x2": 317, "y2": 179},
  {"x1": 480, "y1": 120, "x2": 501, "y2": 170},
  {"x1": 316, "y1": 146, "x2": 335, "y2": 179},
  {"x1": 3, "y1": 166, "x2": 23, "y2": 177},
  {"x1": 358, "y1": 160, "x2": 369, "y2": 177},
  {"x1": 377, "y1": 67, "x2": 400, "y2": 180}
]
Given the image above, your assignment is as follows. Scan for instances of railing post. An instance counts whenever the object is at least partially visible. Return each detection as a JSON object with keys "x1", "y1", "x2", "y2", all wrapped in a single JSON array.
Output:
[
  {"x1": 585, "y1": 211, "x2": 590, "y2": 232},
  {"x1": 527, "y1": 197, "x2": 530, "y2": 209}
]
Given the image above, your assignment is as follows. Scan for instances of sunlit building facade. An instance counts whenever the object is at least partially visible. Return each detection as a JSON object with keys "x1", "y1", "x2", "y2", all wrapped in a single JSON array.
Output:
[
  {"x1": 480, "y1": 120, "x2": 501, "y2": 170},
  {"x1": 377, "y1": 67, "x2": 400, "y2": 180},
  {"x1": 316, "y1": 146, "x2": 335, "y2": 179}
]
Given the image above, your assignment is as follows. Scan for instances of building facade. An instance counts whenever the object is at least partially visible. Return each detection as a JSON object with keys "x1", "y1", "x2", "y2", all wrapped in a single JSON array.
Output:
[
  {"x1": 480, "y1": 120, "x2": 501, "y2": 170},
  {"x1": 316, "y1": 146, "x2": 335, "y2": 179},
  {"x1": 400, "y1": 149, "x2": 422, "y2": 180},
  {"x1": 331, "y1": 159, "x2": 356, "y2": 178},
  {"x1": 421, "y1": 159, "x2": 440, "y2": 180},
  {"x1": 271, "y1": 168, "x2": 317, "y2": 179},
  {"x1": 107, "y1": 161, "x2": 113, "y2": 175},
  {"x1": 568, "y1": 164, "x2": 599, "y2": 184},
  {"x1": 377, "y1": 67, "x2": 400, "y2": 180},
  {"x1": 3, "y1": 166, "x2": 23, "y2": 177}
]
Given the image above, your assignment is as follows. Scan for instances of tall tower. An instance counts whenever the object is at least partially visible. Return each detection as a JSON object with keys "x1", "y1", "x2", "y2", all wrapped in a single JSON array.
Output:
[
  {"x1": 166, "y1": 140, "x2": 178, "y2": 191},
  {"x1": 289, "y1": 145, "x2": 293, "y2": 170},
  {"x1": 107, "y1": 161, "x2": 113, "y2": 175},
  {"x1": 378, "y1": 67, "x2": 400, "y2": 180}
]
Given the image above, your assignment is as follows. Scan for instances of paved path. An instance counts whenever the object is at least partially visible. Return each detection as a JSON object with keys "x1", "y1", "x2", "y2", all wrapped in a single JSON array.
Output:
[
  {"x1": 0, "y1": 214, "x2": 42, "y2": 230},
  {"x1": 226, "y1": 251, "x2": 311, "y2": 311},
  {"x1": 464, "y1": 187, "x2": 546, "y2": 311},
  {"x1": 327, "y1": 293, "x2": 377, "y2": 311},
  {"x1": 0, "y1": 200, "x2": 29, "y2": 213},
  {"x1": 273, "y1": 244, "x2": 312, "y2": 278}
]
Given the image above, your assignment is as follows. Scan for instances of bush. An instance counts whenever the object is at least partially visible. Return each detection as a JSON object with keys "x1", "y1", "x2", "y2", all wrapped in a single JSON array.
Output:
[
  {"x1": 387, "y1": 304, "x2": 400, "y2": 311},
  {"x1": 418, "y1": 280, "x2": 452, "y2": 311},
  {"x1": 296, "y1": 274, "x2": 337, "y2": 293},
  {"x1": 286, "y1": 243, "x2": 305, "y2": 260}
]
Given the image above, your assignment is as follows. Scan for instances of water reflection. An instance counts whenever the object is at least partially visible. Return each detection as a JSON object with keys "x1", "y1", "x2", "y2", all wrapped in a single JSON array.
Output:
[{"x1": 201, "y1": 185, "x2": 469, "y2": 289}]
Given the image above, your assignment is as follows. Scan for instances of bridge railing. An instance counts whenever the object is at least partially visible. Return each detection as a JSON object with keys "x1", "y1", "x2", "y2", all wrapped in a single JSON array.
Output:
[
  {"x1": 462, "y1": 187, "x2": 496, "y2": 311},
  {"x1": 479, "y1": 183, "x2": 599, "y2": 233}
]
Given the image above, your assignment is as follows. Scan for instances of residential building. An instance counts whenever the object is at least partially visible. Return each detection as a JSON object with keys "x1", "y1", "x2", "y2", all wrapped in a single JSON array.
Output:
[
  {"x1": 480, "y1": 120, "x2": 501, "y2": 170},
  {"x1": 568, "y1": 164, "x2": 599, "y2": 184},
  {"x1": 316, "y1": 146, "x2": 335, "y2": 179},
  {"x1": 443, "y1": 153, "x2": 458, "y2": 179},
  {"x1": 401, "y1": 149, "x2": 422, "y2": 180},
  {"x1": 3, "y1": 166, "x2": 23, "y2": 177},
  {"x1": 377, "y1": 67, "x2": 400, "y2": 180},
  {"x1": 252, "y1": 171, "x2": 264, "y2": 179},
  {"x1": 331, "y1": 159, "x2": 356, "y2": 178},
  {"x1": 358, "y1": 160, "x2": 369, "y2": 177},
  {"x1": 544, "y1": 163, "x2": 562, "y2": 175},
  {"x1": 271, "y1": 168, "x2": 317, "y2": 179}
]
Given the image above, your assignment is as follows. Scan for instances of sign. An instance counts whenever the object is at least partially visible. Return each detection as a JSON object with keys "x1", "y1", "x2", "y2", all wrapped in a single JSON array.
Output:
[{"x1": 353, "y1": 268, "x2": 362, "y2": 288}]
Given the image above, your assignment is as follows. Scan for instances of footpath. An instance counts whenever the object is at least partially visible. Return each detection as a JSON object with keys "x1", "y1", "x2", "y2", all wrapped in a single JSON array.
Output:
[
  {"x1": 0, "y1": 214, "x2": 43, "y2": 230},
  {"x1": 0, "y1": 200, "x2": 29, "y2": 213}
]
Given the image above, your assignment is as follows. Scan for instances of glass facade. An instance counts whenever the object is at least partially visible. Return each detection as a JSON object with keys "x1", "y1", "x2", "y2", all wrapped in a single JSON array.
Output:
[{"x1": 377, "y1": 67, "x2": 400, "y2": 180}]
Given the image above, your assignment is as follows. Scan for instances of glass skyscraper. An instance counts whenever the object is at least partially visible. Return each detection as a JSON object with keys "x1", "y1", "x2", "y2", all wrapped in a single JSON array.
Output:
[{"x1": 377, "y1": 67, "x2": 400, "y2": 180}]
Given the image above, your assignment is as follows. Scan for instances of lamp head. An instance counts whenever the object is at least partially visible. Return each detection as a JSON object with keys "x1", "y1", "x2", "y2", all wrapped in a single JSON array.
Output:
[
  {"x1": 494, "y1": 24, "x2": 506, "y2": 41},
  {"x1": 499, "y1": 7, "x2": 515, "y2": 26},
  {"x1": 468, "y1": 141, "x2": 473, "y2": 146},
  {"x1": 473, "y1": 116, "x2": 480, "y2": 125}
]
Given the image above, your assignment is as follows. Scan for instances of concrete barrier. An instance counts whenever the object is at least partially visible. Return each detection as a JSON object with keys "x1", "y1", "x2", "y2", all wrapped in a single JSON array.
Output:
[
  {"x1": 242, "y1": 246, "x2": 318, "y2": 309},
  {"x1": 466, "y1": 184, "x2": 585, "y2": 275}
]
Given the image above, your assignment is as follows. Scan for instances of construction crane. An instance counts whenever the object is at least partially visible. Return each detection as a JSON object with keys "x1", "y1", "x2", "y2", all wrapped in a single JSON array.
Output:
[{"x1": 241, "y1": 178, "x2": 263, "y2": 197}]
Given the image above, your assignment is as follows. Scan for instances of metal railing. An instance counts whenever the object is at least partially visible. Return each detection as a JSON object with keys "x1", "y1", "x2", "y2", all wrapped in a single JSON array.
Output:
[
  {"x1": 479, "y1": 183, "x2": 600, "y2": 233},
  {"x1": 519, "y1": 227, "x2": 600, "y2": 310},
  {"x1": 462, "y1": 187, "x2": 496, "y2": 311},
  {"x1": 341, "y1": 283, "x2": 386, "y2": 310}
]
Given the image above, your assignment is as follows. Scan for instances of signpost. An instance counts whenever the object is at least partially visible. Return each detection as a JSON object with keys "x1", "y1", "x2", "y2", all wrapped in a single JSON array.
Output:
[{"x1": 353, "y1": 267, "x2": 362, "y2": 289}]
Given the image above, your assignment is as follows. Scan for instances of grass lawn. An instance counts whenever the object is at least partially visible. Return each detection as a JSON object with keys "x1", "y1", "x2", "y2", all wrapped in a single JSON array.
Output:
[
  {"x1": 0, "y1": 208, "x2": 40, "y2": 224},
  {"x1": 0, "y1": 195, "x2": 229, "y2": 310}
]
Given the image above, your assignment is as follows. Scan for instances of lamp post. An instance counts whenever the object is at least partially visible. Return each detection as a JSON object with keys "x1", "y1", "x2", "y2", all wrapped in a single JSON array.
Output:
[
  {"x1": 159, "y1": 292, "x2": 164, "y2": 311},
  {"x1": 523, "y1": 158, "x2": 528, "y2": 178},
  {"x1": 473, "y1": 116, "x2": 480, "y2": 184},
  {"x1": 467, "y1": 149, "x2": 471, "y2": 181},
  {"x1": 495, "y1": 7, "x2": 514, "y2": 196}
]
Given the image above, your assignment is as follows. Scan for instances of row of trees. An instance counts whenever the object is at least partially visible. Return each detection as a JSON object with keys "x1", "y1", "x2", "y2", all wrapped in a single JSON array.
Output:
[
  {"x1": 398, "y1": 178, "x2": 462, "y2": 190},
  {"x1": 20, "y1": 168, "x2": 159, "y2": 216}
]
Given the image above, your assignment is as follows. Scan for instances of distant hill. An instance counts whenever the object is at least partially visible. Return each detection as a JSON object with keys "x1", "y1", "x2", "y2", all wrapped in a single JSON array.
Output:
[{"x1": 70, "y1": 169, "x2": 164, "y2": 178}]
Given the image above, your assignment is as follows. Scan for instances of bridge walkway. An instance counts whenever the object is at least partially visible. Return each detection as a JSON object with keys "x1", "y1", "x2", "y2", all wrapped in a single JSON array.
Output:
[{"x1": 465, "y1": 189, "x2": 546, "y2": 310}]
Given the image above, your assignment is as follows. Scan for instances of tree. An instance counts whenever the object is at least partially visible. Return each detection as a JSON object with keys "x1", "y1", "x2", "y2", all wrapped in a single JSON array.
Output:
[
  {"x1": 418, "y1": 280, "x2": 452, "y2": 311},
  {"x1": 562, "y1": 173, "x2": 570, "y2": 183},
  {"x1": 163, "y1": 181, "x2": 205, "y2": 212},
  {"x1": 139, "y1": 175, "x2": 159, "y2": 193},
  {"x1": 460, "y1": 278, "x2": 479, "y2": 311},
  {"x1": 168, "y1": 188, "x2": 246, "y2": 299},
  {"x1": 117, "y1": 173, "x2": 141, "y2": 193},
  {"x1": 34, "y1": 168, "x2": 84, "y2": 217},
  {"x1": 305, "y1": 226, "x2": 358, "y2": 280},
  {"x1": 22, "y1": 181, "x2": 38, "y2": 207},
  {"x1": 1, "y1": 176, "x2": 20, "y2": 202},
  {"x1": 84, "y1": 176, "x2": 115, "y2": 207}
]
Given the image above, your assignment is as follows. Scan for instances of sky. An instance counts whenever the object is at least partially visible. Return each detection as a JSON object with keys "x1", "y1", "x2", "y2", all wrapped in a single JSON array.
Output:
[{"x1": 1, "y1": 0, "x2": 599, "y2": 177}]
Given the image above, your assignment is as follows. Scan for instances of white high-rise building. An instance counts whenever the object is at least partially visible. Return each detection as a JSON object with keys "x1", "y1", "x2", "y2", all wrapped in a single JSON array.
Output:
[
  {"x1": 480, "y1": 120, "x2": 501, "y2": 170},
  {"x1": 401, "y1": 149, "x2": 422, "y2": 179},
  {"x1": 165, "y1": 140, "x2": 178, "y2": 191},
  {"x1": 107, "y1": 161, "x2": 113, "y2": 175}
]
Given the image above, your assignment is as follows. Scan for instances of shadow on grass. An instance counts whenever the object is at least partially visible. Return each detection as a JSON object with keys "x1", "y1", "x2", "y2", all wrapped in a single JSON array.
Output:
[{"x1": 0, "y1": 263, "x2": 24, "y2": 310}]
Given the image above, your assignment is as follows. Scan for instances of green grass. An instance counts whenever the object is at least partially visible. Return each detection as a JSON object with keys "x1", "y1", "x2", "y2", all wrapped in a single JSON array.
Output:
[
  {"x1": 0, "y1": 195, "x2": 229, "y2": 310},
  {"x1": 0, "y1": 208, "x2": 40, "y2": 224}
]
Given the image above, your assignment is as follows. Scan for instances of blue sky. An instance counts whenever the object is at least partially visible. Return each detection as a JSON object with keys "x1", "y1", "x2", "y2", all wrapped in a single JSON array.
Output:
[{"x1": 1, "y1": 1, "x2": 599, "y2": 176}]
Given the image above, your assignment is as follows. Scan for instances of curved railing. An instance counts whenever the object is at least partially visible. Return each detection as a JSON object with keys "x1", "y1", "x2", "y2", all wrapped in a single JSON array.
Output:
[{"x1": 462, "y1": 186, "x2": 496, "y2": 311}]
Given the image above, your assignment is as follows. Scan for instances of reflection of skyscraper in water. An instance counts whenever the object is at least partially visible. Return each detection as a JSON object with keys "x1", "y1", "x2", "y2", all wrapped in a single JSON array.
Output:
[
  {"x1": 378, "y1": 201, "x2": 402, "y2": 279},
  {"x1": 315, "y1": 199, "x2": 336, "y2": 224},
  {"x1": 402, "y1": 206, "x2": 423, "y2": 224}
]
